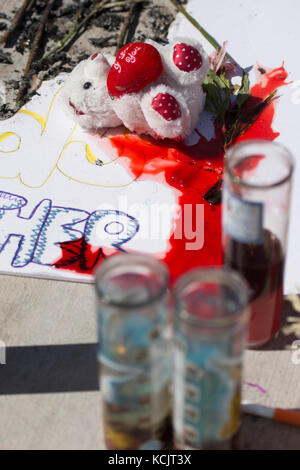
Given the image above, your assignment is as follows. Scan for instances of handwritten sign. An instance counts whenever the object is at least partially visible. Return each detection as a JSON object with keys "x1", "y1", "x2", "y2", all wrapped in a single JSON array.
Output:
[{"x1": 0, "y1": 76, "x2": 176, "y2": 281}]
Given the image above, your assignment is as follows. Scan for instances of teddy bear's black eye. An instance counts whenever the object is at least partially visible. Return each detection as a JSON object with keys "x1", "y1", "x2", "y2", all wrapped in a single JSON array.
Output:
[{"x1": 83, "y1": 82, "x2": 92, "y2": 89}]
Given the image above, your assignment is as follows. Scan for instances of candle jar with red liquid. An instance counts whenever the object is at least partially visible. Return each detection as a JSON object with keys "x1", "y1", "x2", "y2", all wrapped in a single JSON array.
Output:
[{"x1": 223, "y1": 139, "x2": 294, "y2": 347}]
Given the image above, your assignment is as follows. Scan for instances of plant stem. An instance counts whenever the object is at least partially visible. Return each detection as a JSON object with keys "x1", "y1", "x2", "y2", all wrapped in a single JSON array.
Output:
[
  {"x1": 104, "y1": 0, "x2": 144, "y2": 9},
  {"x1": 41, "y1": 0, "x2": 144, "y2": 62},
  {"x1": 41, "y1": 0, "x2": 109, "y2": 61},
  {"x1": 168, "y1": 0, "x2": 221, "y2": 52},
  {"x1": 17, "y1": 0, "x2": 55, "y2": 103},
  {"x1": 0, "y1": 0, "x2": 33, "y2": 46},
  {"x1": 115, "y1": 2, "x2": 138, "y2": 53}
]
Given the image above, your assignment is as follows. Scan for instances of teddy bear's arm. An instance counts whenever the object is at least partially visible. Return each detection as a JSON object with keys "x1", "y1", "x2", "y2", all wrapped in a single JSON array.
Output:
[{"x1": 141, "y1": 84, "x2": 192, "y2": 140}]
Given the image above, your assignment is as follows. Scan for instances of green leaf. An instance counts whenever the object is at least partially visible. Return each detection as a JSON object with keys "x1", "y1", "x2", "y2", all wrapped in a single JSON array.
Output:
[
  {"x1": 224, "y1": 89, "x2": 277, "y2": 148},
  {"x1": 258, "y1": 67, "x2": 266, "y2": 75},
  {"x1": 236, "y1": 70, "x2": 250, "y2": 109},
  {"x1": 203, "y1": 179, "x2": 223, "y2": 205},
  {"x1": 203, "y1": 70, "x2": 231, "y2": 125},
  {"x1": 202, "y1": 68, "x2": 275, "y2": 151}
]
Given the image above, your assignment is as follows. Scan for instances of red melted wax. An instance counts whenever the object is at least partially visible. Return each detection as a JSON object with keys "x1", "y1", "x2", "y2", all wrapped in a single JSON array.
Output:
[{"x1": 54, "y1": 65, "x2": 289, "y2": 279}]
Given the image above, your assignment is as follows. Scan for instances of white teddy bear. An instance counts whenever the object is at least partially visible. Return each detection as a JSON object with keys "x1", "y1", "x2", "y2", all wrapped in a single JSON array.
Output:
[{"x1": 59, "y1": 38, "x2": 210, "y2": 140}]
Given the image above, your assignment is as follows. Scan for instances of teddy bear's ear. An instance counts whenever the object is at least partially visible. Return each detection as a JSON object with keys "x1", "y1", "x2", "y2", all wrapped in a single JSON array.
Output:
[
  {"x1": 159, "y1": 37, "x2": 210, "y2": 87},
  {"x1": 84, "y1": 53, "x2": 111, "y2": 80}
]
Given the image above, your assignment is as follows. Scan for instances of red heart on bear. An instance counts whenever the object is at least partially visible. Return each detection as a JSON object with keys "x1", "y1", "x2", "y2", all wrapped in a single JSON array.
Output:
[{"x1": 107, "y1": 42, "x2": 163, "y2": 98}]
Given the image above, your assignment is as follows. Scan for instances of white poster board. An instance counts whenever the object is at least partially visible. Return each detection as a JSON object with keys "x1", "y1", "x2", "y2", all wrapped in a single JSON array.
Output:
[{"x1": 0, "y1": 0, "x2": 299, "y2": 293}]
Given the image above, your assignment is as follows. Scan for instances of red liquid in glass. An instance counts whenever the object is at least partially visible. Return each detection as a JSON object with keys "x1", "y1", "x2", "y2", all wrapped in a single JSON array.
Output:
[{"x1": 224, "y1": 230, "x2": 284, "y2": 346}]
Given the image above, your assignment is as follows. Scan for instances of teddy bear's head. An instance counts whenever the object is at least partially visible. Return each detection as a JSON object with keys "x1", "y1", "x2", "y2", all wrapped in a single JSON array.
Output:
[
  {"x1": 59, "y1": 53, "x2": 119, "y2": 129},
  {"x1": 59, "y1": 38, "x2": 210, "y2": 138}
]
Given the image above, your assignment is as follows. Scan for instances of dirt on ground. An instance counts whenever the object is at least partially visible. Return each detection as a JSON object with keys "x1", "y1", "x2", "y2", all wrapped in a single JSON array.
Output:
[{"x1": 0, "y1": 0, "x2": 187, "y2": 119}]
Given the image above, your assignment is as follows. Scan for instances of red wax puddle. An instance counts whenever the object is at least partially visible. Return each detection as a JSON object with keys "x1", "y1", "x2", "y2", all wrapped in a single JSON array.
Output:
[
  {"x1": 108, "y1": 129, "x2": 224, "y2": 281},
  {"x1": 53, "y1": 64, "x2": 289, "y2": 280},
  {"x1": 236, "y1": 64, "x2": 290, "y2": 143}
]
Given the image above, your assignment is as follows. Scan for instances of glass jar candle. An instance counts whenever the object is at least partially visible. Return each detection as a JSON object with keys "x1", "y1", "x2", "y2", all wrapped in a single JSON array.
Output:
[
  {"x1": 95, "y1": 254, "x2": 171, "y2": 450},
  {"x1": 223, "y1": 139, "x2": 294, "y2": 346},
  {"x1": 173, "y1": 267, "x2": 249, "y2": 450}
]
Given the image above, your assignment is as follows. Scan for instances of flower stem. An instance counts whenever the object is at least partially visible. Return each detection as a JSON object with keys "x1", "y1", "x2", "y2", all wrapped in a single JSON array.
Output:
[{"x1": 168, "y1": 0, "x2": 221, "y2": 52}]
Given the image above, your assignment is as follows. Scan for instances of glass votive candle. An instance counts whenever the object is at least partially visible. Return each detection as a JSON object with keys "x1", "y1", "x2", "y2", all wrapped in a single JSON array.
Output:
[
  {"x1": 223, "y1": 139, "x2": 294, "y2": 346},
  {"x1": 95, "y1": 253, "x2": 171, "y2": 450},
  {"x1": 173, "y1": 267, "x2": 249, "y2": 450}
]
